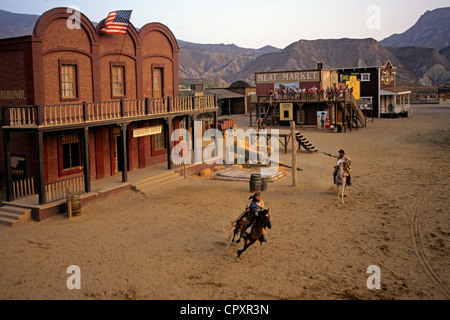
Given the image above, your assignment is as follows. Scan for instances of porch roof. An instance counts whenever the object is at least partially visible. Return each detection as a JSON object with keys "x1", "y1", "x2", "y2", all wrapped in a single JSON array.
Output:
[
  {"x1": 380, "y1": 88, "x2": 412, "y2": 96},
  {"x1": 183, "y1": 88, "x2": 245, "y2": 100}
]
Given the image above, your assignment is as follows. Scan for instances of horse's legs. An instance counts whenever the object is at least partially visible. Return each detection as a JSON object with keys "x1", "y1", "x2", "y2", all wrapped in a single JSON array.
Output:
[
  {"x1": 336, "y1": 184, "x2": 340, "y2": 200},
  {"x1": 237, "y1": 239, "x2": 247, "y2": 258},
  {"x1": 237, "y1": 239, "x2": 256, "y2": 258},
  {"x1": 236, "y1": 226, "x2": 246, "y2": 244}
]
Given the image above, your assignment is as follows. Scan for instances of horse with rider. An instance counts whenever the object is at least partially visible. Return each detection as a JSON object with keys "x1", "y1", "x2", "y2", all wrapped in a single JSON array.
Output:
[
  {"x1": 324, "y1": 149, "x2": 352, "y2": 186},
  {"x1": 231, "y1": 191, "x2": 272, "y2": 257}
]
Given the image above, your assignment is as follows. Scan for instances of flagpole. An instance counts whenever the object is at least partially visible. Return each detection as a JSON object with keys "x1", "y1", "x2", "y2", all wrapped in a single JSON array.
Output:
[
  {"x1": 118, "y1": 31, "x2": 127, "y2": 62},
  {"x1": 118, "y1": 10, "x2": 132, "y2": 61}
]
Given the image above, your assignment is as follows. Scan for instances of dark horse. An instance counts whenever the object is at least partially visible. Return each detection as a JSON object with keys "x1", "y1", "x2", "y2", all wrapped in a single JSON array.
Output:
[{"x1": 236, "y1": 209, "x2": 272, "y2": 258}]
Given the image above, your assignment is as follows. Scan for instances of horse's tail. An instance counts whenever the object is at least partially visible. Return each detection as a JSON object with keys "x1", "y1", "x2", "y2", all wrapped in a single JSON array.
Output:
[{"x1": 223, "y1": 223, "x2": 232, "y2": 237}]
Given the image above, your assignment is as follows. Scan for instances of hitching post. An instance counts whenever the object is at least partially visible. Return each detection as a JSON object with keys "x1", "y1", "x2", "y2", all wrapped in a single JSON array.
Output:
[{"x1": 291, "y1": 121, "x2": 298, "y2": 187}]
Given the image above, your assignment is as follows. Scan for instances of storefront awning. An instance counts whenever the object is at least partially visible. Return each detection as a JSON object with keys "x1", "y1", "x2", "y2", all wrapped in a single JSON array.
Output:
[{"x1": 380, "y1": 89, "x2": 412, "y2": 96}]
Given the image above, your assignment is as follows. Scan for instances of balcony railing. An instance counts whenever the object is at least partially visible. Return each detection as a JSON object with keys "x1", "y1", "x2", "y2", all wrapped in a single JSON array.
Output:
[
  {"x1": 2, "y1": 95, "x2": 217, "y2": 129},
  {"x1": 12, "y1": 176, "x2": 36, "y2": 200},
  {"x1": 44, "y1": 176, "x2": 86, "y2": 203},
  {"x1": 262, "y1": 92, "x2": 353, "y2": 103}
]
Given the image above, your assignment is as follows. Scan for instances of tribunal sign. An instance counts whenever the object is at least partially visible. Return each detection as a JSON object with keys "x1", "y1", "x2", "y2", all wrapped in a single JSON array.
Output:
[
  {"x1": 133, "y1": 126, "x2": 163, "y2": 138},
  {"x1": 0, "y1": 90, "x2": 27, "y2": 101}
]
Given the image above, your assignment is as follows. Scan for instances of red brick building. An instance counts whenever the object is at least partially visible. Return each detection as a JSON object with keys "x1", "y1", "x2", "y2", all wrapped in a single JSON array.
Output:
[{"x1": 0, "y1": 8, "x2": 218, "y2": 207}]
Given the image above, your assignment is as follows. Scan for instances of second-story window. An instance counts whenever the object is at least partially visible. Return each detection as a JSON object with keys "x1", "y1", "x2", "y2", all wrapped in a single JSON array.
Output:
[
  {"x1": 61, "y1": 65, "x2": 78, "y2": 99},
  {"x1": 361, "y1": 73, "x2": 371, "y2": 82},
  {"x1": 112, "y1": 66, "x2": 125, "y2": 97},
  {"x1": 153, "y1": 68, "x2": 163, "y2": 98}
]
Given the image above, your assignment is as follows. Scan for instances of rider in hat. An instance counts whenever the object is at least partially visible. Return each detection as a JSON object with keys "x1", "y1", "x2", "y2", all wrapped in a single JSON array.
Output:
[
  {"x1": 249, "y1": 191, "x2": 264, "y2": 213},
  {"x1": 326, "y1": 150, "x2": 352, "y2": 186},
  {"x1": 234, "y1": 191, "x2": 268, "y2": 243}
]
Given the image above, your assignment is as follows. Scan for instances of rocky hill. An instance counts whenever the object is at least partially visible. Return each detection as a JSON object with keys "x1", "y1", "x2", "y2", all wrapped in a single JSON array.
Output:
[
  {"x1": 178, "y1": 40, "x2": 281, "y2": 82},
  {"x1": 232, "y1": 38, "x2": 410, "y2": 84},
  {"x1": 380, "y1": 7, "x2": 450, "y2": 51},
  {"x1": 179, "y1": 7, "x2": 450, "y2": 86},
  {"x1": 0, "y1": 10, "x2": 39, "y2": 38},
  {"x1": 229, "y1": 38, "x2": 450, "y2": 86},
  {"x1": 385, "y1": 46, "x2": 450, "y2": 86},
  {"x1": 439, "y1": 46, "x2": 450, "y2": 62}
]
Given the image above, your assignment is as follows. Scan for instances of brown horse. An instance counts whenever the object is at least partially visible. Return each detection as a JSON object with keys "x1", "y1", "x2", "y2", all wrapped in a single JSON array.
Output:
[{"x1": 237, "y1": 209, "x2": 272, "y2": 258}]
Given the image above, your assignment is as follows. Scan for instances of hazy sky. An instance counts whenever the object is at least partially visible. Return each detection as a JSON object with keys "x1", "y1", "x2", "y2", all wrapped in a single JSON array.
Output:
[{"x1": 0, "y1": 0, "x2": 448, "y2": 48}]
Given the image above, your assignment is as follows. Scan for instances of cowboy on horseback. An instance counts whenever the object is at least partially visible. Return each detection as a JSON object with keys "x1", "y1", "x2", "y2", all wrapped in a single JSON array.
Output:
[
  {"x1": 233, "y1": 191, "x2": 268, "y2": 243},
  {"x1": 325, "y1": 149, "x2": 352, "y2": 186}
]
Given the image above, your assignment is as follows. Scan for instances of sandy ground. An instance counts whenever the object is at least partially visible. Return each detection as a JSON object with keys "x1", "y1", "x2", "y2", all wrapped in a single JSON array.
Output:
[{"x1": 0, "y1": 105, "x2": 449, "y2": 301}]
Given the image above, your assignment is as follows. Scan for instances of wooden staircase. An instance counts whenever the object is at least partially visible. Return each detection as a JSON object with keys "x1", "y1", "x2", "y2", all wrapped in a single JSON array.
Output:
[
  {"x1": 0, "y1": 205, "x2": 32, "y2": 227},
  {"x1": 131, "y1": 171, "x2": 185, "y2": 194},
  {"x1": 295, "y1": 133, "x2": 319, "y2": 153},
  {"x1": 351, "y1": 95, "x2": 367, "y2": 128},
  {"x1": 341, "y1": 95, "x2": 367, "y2": 129}
]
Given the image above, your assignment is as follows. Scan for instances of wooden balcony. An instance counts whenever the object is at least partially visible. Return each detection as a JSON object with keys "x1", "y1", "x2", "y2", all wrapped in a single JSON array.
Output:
[
  {"x1": 258, "y1": 91, "x2": 352, "y2": 104},
  {"x1": 1, "y1": 95, "x2": 217, "y2": 130},
  {"x1": 254, "y1": 91, "x2": 367, "y2": 129}
]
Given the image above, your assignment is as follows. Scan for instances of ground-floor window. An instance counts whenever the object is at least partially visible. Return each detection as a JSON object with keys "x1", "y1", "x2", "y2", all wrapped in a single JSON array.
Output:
[{"x1": 60, "y1": 132, "x2": 83, "y2": 174}]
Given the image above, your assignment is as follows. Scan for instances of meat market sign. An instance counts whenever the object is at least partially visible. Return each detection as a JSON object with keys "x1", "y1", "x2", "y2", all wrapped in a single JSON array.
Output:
[
  {"x1": 133, "y1": 126, "x2": 163, "y2": 138},
  {"x1": 256, "y1": 71, "x2": 320, "y2": 84}
]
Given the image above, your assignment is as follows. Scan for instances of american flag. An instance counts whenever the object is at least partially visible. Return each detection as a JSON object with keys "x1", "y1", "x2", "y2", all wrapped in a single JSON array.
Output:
[{"x1": 101, "y1": 10, "x2": 132, "y2": 34}]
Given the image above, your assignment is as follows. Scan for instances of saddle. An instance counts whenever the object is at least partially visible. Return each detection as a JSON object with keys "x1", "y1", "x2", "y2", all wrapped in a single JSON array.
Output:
[{"x1": 238, "y1": 209, "x2": 259, "y2": 231}]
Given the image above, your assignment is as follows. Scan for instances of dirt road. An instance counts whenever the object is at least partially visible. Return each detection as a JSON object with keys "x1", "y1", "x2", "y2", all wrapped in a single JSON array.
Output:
[{"x1": 0, "y1": 105, "x2": 449, "y2": 300}]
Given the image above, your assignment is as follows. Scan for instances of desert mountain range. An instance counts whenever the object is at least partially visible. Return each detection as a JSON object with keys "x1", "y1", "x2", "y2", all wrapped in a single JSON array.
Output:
[{"x1": 1, "y1": 7, "x2": 449, "y2": 87}]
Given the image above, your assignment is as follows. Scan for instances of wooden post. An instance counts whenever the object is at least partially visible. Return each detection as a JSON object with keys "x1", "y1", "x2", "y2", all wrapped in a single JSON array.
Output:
[
  {"x1": 256, "y1": 97, "x2": 261, "y2": 121},
  {"x1": 83, "y1": 127, "x2": 91, "y2": 193},
  {"x1": 350, "y1": 103, "x2": 353, "y2": 132},
  {"x1": 335, "y1": 102, "x2": 338, "y2": 130},
  {"x1": 121, "y1": 123, "x2": 128, "y2": 183},
  {"x1": 213, "y1": 110, "x2": 219, "y2": 156},
  {"x1": 166, "y1": 117, "x2": 173, "y2": 170},
  {"x1": 250, "y1": 102, "x2": 253, "y2": 127},
  {"x1": 180, "y1": 135, "x2": 187, "y2": 179},
  {"x1": 145, "y1": 97, "x2": 150, "y2": 115},
  {"x1": 67, "y1": 187, "x2": 72, "y2": 220},
  {"x1": 344, "y1": 103, "x2": 347, "y2": 133},
  {"x1": 36, "y1": 131, "x2": 45, "y2": 205},
  {"x1": 290, "y1": 121, "x2": 298, "y2": 187},
  {"x1": 3, "y1": 130, "x2": 12, "y2": 202},
  {"x1": 82, "y1": 102, "x2": 88, "y2": 122},
  {"x1": 120, "y1": 99, "x2": 125, "y2": 118}
]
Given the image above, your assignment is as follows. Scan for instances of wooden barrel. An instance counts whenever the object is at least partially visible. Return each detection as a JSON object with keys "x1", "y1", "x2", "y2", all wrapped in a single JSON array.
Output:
[
  {"x1": 71, "y1": 194, "x2": 81, "y2": 216},
  {"x1": 249, "y1": 174, "x2": 262, "y2": 192},
  {"x1": 261, "y1": 177, "x2": 268, "y2": 191}
]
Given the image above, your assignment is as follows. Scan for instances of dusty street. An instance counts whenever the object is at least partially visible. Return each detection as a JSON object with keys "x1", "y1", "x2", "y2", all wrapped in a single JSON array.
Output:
[{"x1": 0, "y1": 105, "x2": 449, "y2": 300}]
